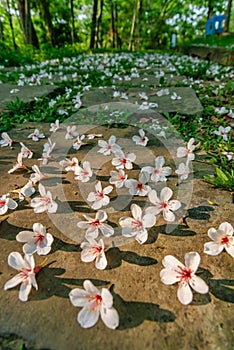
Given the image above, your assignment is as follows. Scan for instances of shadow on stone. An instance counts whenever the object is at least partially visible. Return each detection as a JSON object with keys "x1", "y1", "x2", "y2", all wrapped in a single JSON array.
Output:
[
  {"x1": 106, "y1": 247, "x2": 157, "y2": 269},
  {"x1": 147, "y1": 224, "x2": 196, "y2": 244},
  {"x1": 34, "y1": 263, "x2": 109, "y2": 300},
  {"x1": 51, "y1": 236, "x2": 80, "y2": 254},
  {"x1": 112, "y1": 289, "x2": 175, "y2": 330},
  {"x1": 187, "y1": 206, "x2": 214, "y2": 220},
  {"x1": 199, "y1": 268, "x2": 234, "y2": 303}
]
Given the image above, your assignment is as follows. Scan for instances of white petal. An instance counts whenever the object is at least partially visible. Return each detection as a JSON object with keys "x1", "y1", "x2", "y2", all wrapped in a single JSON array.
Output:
[
  {"x1": 131, "y1": 204, "x2": 142, "y2": 221},
  {"x1": 84, "y1": 280, "x2": 100, "y2": 294},
  {"x1": 19, "y1": 282, "x2": 32, "y2": 302},
  {"x1": 38, "y1": 183, "x2": 46, "y2": 196},
  {"x1": 141, "y1": 166, "x2": 154, "y2": 174},
  {"x1": 139, "y1": 171, "x2": 149, "y2": 184},
  {"x1": 69, "y1": 288, "x2": 89, "y2": 307},
  {"x1": 101, "y1": 306, "x2": 119, "y2": 329},
  {"x1": 184, "y1": 252, "x2": 200, "y2": 272},
  {"x1": 4, "y1": 273, "x2": 22, "y2": 290},
  {"x1": 177, "y1": 282, "x2": 193, "y2": 305},
  {"x1": 189, "y1": 275, "x2": 209, "y2": 294},
  {"x1": 155, "y1": 156, "x2": 165, "y2": 168},
  {"x1": 103, "y1": 185, "x2": 113, "y2": 195},
  {"x1": 142, "y1": 214, "x2": 156, "y2": 228},
  {"x1": 23, "y1": 243, "x2": 37, "y2": 255},
  {"x1": 219, "y1": 222, "x2": 233, "y2": 236},
  {"x1": 78, "y1": 306, "x2": 100, "y2": 328},
  {"x1": 160, "y1": 187, "x2": 172, "y2": 202},
  {"x1": 168, "y1": 200, "x2": 181, "y2": 211},
  {"x1": 33, "y1": 223, "x2": 45, "y2": 234},
  {"x1": 148, "y1": 189, "x2": 160, "y2": 205},
  {"x1": 8, "y1": 252, "x2": 26, "y2": 270},
  {"x1": 100, "y1": 224, "x2": 114, "y2": 237},
  {"x1": 226, "y1": 244, "x2": 234, "y2": 258},
  {"x1": 16, "y1": 231, "x2": 33, "y2": 242},
  {"x1": 81, "y1": 250, "x2": 96, "y2": 262},
  {"x1": 87, "y1": 192, "x2": 96, "y2": 202},
  {"x1": 7, "y1": 198, "x2": 18, "y2": 210},
  {"x1": 207, "y1": 227, "x2": 218, "y2": 241},
  {"x1": 136, "y1": 229, "x2": 148, "y2": 244},
  {"x1": 204, "y1": 242, "x2": 224, "y2": 255},
  {"x1": 160, "y1": 269, "x2": 180, "y2": 285},
  {"x1": 95, "y1": 252, "x2": 107, "y2": 270},
  {"x1": 162, "y1": 255, "x2": 185, "y2": 270},
  {"x1": 163, "y1": 209, "x2": 175, "y2": 222}
]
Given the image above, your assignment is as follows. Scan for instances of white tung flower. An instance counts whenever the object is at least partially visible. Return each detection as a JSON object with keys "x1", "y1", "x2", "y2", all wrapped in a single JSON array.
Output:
[
  {"x1": 16, "y1": 223, "x2": 53, "y2": 255},
  {"x1": 0, "y1": 132, "x2": 13, "y2": 147},
  {"x1": 18, "y1": 181, "x2": 35, "y2": 201},
  {"x1": 65, "y1": 126, "x2": 79, "y2": 140},
  {"x1": 125, "y1": 171, "x2": 151, "y2": 196},
  {"x1": 8, "y1": 153, "x2": 26, "y2": 174},
  {"x1": 0, "y1": 194, "x2": 18, "y2": 215},
  {"x1": 177, "y1": 138, "x2": 195, "y2": 161},
  {"x1": 73, "y1": 135, "x2": 86, "y2": 150},
  {"x1": 204, "y1": 222, "x2": 234, "y2": 258},
  {"x1": 50, "y1": 119, "x2": 61, "y2": 132},
  {"x1": 132, "y1": 129, "x2": 149, "y2": 147},
  {"x1": 119, "y1": 203, "x2": 156, "y2": 244},
  {"x1": 30, "y1": 183, "x2": 58, "y2": 214},
  {"x1": 81, "y1": 238, "x2": 107, "y2": 270},
  {"x1": 74, "y1": 161, "x2": 92, "y2": 182},
  {"x1": 171, "y1": 92, "x2": 181, "y2": 100},
  {"x1": 59, "y1": 157, "x2": 79, "y2": 172},
  {"x1": 112, "y1": 150, "x2": 136, "y2": 170},
  {"x1": 30, "y1": 165, "x2": 47, "y2": 184},
  {"x1": 142, "y1": 156, "x2": 172, "y2": 182},
  {"x1": 160, "y1": 252, "x2": 209, "y2": 305},
  {"x1": 98, "y1": 135, "x2": 121, "y2": 156},
  {"x1": 214, "y1": 126, "x2": 231, "y2": 141},
  {"x1": 146, "y1": 187, "x2": 181, "y2": 222},
  {"x1": 69, "y1": 280, "x2": 119, "y2": 329},
  {"x1": 175, "y1": 161, "x2": 191, "y2": 180},
  {"x1": 28, "y1": 129, "x2": 45, "y2": 141},
  {"x1": 87, "y1": 181, "x2": 113, "y2": 210},
  {"x1": 20, "y1": 142, "x2": 33, "y2": 158},
  {"x1": 109, "y1": 169, "x2": 128, "y2": 188},
  {"x1": 4, "y1": 252, "x2": 38, "y2": 302},
  {"x1": 77, "y1": 210, "x2": 114, "y2": 239}
]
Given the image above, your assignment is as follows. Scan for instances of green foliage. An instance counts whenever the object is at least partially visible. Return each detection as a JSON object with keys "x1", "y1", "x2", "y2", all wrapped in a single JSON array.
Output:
[{"x1": 204, "y1": 168, "x2": 234, "y2": 193}]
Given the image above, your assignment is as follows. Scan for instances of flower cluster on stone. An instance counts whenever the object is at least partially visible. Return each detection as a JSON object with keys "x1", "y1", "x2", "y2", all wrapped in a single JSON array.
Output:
[{"x1": 2, "y1": 122, "x2": 233, "y2": 331}]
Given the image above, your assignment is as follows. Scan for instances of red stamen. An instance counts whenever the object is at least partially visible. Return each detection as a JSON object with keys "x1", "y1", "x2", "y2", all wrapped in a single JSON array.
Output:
[{"x1": 221, "y1": 236, "x2": 230, "y2": 246}]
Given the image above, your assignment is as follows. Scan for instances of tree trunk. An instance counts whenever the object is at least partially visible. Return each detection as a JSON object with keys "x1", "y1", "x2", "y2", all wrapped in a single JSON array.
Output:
[
  {"x1": 110, "y1": 0, "x2": 116, "y2": 48},
  {"x1": 207, "y1": 0, "x2": 214, "y2": 19},
  {"x1": 6, "y1": 0, "x2": 18, "y2": 49},
  {"x1": 96, "y1": 0, "x2": 104, "y2": 48},
  {"x1": 70, "y1": 0, "x2": 76, "y2": 44},
  {"x1": 39, "y1": 0, "x2": 55, "y2": 47},
  {"x1": 16, "y1": 0, "x2": 39, "y2": 48},
  {"x1": 0, "y1": 17, "x2": 4, "y2": 41},
  {"x1": 224, "y1": 0, "x2": 233, "y2": 32},
  {"x1": 136, "y1": 0, "x2": 143, "y2": 50},
  {"x1": 90, "y1": 0, "x2": 98, "y2": 49},
  {"x1": 128, "y1": 0, "x2": 138, "y2": 51}
]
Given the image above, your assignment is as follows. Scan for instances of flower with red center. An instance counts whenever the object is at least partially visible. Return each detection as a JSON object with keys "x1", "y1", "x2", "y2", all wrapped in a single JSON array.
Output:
[
  {"x1": 132, "y1": 128, "x2": 148, "y2": 146},
  {"x1": 20, "y1": 142, "x2": 33, "y2": 159},
  {"x1": 80, "y1": 237, "x2": 107, "y2": 269},
  {"x1": 160, "y1": 252, "x2": 209, "y2": 305},
  {"x1": 0, "y1": 194, "x2": 18, "y2": 215},
  {"x1": 204, "y1": 222, "x2": 234, "y2": 258},
  {"x1": 65, "y1": 125, "x2": 79, "y2": 140},
  {"x1": 146, "y1": 187, "x2": 181, "y2": 222},
  {"x1": 77, "y1": 210, "x2": 114, "y2": 238},
  {"x1": 30, "y1": 183, "x2": 58, "y2": 214},
  {"x1": 59, "y1": 157, "x2": 79, "y2": 172},
  {"x1": 30, "y1": 165, "x2": 47, "y2": 184},
  {"x1": 73, "y1": 135, "x2": 86, "y2": 150},
  {"x1": 98, "y1": 135, "x2": 121, "y2": 156},
  {"x1": 214, "y1": 126, "x2": 231, "y2": 141},
  {"x1": 16, "y1": 223, "x2": 54, "y2": 255},
  {"x1": 125, "y1": 171, "x2": 151, "y2": 196},
  {"x1": 112, "y1": 150, "x2": 136, "y2": 170},
  {"x1": 109, "y1": 169, "x2": 128, "y2": 188},
  {"x1": 4, "y1": 252, "x2": 38, "y2": 302},
  {"x1": 28, "y1": 129, "x2": 45, "y2": 142},
  {"x1": 142, "y1": 156, "x2": 172, "y2": 182},
  {"x1": 177, "y1": 138, "x2": 195, "y2": 161},
  {"x1": 74, "y1": 161, "x2": 92, "y2": 182},
  {"x1": 87, "y1": 181, "x2": 113, "y2": 210},
  {"x1": 8, "y1": 153, "x2": 27, "y2": 174},
  {"x1": 119, "y1": 203, "x2": 156, "y2": 244},
  {"x1": 0, "y1": 132, "x2": 13, "y2": 147},
  {"x1": 69, "y1": 280, "x2": 119, "y2": 329}
]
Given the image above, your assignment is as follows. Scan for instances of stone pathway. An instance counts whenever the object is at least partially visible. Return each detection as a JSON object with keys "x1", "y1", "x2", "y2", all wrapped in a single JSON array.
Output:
[{"x1": 0, "y1": 61, "x2": 233, "y2": 350}]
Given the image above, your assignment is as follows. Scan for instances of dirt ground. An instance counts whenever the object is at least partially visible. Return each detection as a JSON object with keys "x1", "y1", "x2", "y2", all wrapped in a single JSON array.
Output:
[{"x1": 0, "y1": 120, "x2": 233, "y2": 350}]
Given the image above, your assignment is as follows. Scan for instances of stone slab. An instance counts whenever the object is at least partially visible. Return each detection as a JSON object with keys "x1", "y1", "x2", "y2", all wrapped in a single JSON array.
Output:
[
  {"x1": 82, "y1": 87, "x2": 203, "y2": 116},
  {"x1": 0, "y1": 122, "x2": 233, "y2": 350},
  {"x1": 0, "y1": 84, "x2": 59, "y2": 112}
]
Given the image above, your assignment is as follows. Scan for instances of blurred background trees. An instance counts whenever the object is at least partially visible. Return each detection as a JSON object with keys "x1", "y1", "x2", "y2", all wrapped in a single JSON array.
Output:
[{"x1": 0, "y1": 0, "x2": 233, "y2": 53}]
